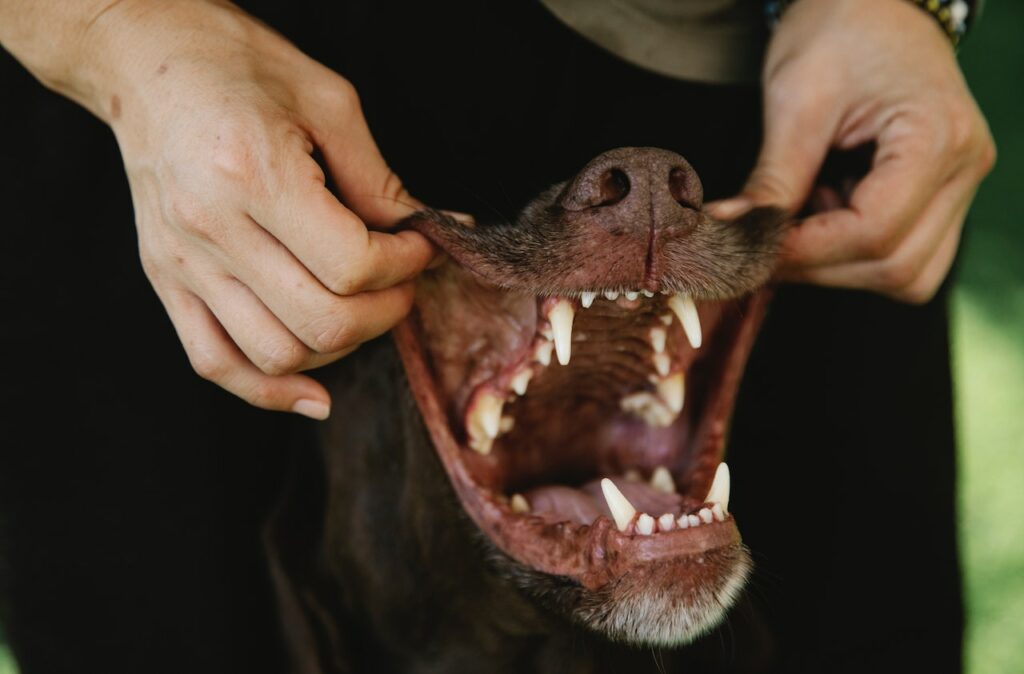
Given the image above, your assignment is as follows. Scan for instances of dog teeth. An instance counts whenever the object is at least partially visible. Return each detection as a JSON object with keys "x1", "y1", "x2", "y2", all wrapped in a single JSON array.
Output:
[
  {"x1": 548, "y1": 299, "x2": 575, "y2": 366},
  {"x1": 658, "y1": 513, "x2": 676, "y2": 531},
  {"x1": 698, "y1": 507, "x2": 714, "y2": 524},
  {"x1": 649, "y1": 466, "x2": 676, "y2": 494},
  {"x1": 656, "y1": 372, "x2": 685, "y2": 414},
  {"x1": 601, "y1": 478, "x2": 637, "y2": 532},
  {"x1": 620, "y1": 391, "x2": 675, "y2": 427},
  {"x1": 659, "y1": 313, "x2": 674, "y2": 326},
  {"x1": 712, "y1": 503, "x2": 726, "y2": 521},
  {"x1": 510, "y1": 493, "x2": 531, "y2": 514},
  {"x1": 636, "y1": 513, "x2": 655, "y2": 535},
  {"x1": 705, "y1": 462, "x2": 730, "y2": 513},
  {"x1": 510, "y1": 367, "x2": 533, "y2": 396},
  {"x1": 624, "y1": 290, "x2": 639, "y2": 301},
  {"x1": 676, "y1": 514, "x2": 690, "y2": 529},
  {"x1": 649, "y1": 326, "x2": 667, "y2": 354},
  {"x1": 641, "y1": 289, "x2": 655, "y2": 298},
  {"x1": 668, "y1": 293, "x2": 702, "y2": 349},
  {"x1": 604, "y1": 290, "x2": 620, "y2": 300},
  {"x1": 466, "y1": 390, "x2": 504, "y2": 454},
  {"x1": 653, "y1": 352, "x2": 671, "y2": 377},
  {"x1": 687, "y1": 514, "x2": 701, "y2": 527},
  {"x1": 580, "y1": 291, "x2": 597, "y2": 308},
  {"x1": 533, "y1": 340, "x2": 554, "y2": 366}
]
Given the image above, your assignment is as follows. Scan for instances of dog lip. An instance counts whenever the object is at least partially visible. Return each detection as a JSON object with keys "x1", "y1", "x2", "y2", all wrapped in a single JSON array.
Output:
[{"x1": 392, "y1": 286, "x2": 772, "y2": 588}]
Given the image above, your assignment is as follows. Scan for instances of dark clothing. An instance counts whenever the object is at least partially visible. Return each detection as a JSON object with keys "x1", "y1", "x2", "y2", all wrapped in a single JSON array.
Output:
[{"x1": 0, "y1": 1, "x2": 962, "y2": 672}]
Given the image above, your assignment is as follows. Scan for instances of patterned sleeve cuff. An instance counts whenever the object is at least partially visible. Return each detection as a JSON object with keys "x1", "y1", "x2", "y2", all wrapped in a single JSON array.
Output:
[{"x1": 765, "y1": 0, "x2": 977, "y2": 47}]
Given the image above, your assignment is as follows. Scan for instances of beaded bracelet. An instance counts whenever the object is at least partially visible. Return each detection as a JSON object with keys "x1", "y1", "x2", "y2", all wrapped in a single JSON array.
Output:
[{"x1": 765, "y1": 0, "x2": 977, "y2": 47}]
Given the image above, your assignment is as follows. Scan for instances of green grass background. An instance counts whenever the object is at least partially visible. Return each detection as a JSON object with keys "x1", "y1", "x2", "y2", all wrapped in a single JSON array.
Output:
[{"x1": 1, "y1": 3, "x2": 1022, "y2": 671}]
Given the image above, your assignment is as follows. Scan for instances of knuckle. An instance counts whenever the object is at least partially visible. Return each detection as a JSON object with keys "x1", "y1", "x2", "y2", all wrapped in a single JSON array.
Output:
[
  {"x1": 326, "y1": 267, "x2": 367, "y2": 296},
  {"x1": 189, "y1": 347, "x2": 228, "y2": 383},
  {"x1": 945, "y1": 107, "x2": 978, "y2": 155},
  {"x1": 978, "y1": 134, "x2": 998, "y2": 175},
  {"x1": 255, "y1": 338, "x2": 307, "y2": 375},
  {"x1": 857, "y1": 227, "x2": 901, "y2": 261},
  {"x1": 209, "y1": 125, "x2": 260, "y2": 184},
  {"x1": 307, "y1": 317, "x2": 357, "y2": 354},
  {"x1": 874, "y1": 259, "x2": 918, "y2": 293},
  {"x1": 165, "y1": 192, "x2": 219, "y2": 241},
  {"x1": 245, "y1": 380, "x2": 281, "y2": 410}
]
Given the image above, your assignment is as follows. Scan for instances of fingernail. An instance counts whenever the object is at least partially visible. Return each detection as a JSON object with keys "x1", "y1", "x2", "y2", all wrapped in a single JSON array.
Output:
[
  {"x1": 292, "y1": 398, "x2": 330, "y2": 420},
  {"x1": 441, "y1": 209, "x2": 476, "y2": 228},
  {"x1": 706, "y1": 198, "x2": 752, "y2": 220}
]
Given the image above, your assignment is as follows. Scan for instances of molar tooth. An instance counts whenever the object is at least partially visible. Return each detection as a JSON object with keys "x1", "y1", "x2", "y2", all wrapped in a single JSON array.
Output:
[
  {"x1": 623, "y1": 468, "x2": 642, "y2": 482},
  {"x1": 698, "y1": 507, "x2": 714, "y2": 524},
  {"x1": 649, "y1": 466, "x2": 676, "y2": 494},
  {"x1": 604, "y1": 290, "x2": 620, "y2": 300},
  {"x1": 620, "y1": 391, "x2": 675, "y2": 427},
  {"x1": 656, "y1": 372, "x2": 685, "y2": 414},
  {"x1": 659, "y1": 313, "x2": 674, "y2": 326},
  {"x1": 711, "y1": 503, "x2": 726, "y2": 522},
  {"x1": 510, "y1": 493, "x2": 531, "y2": 514},
  {"x1": 499, "y1": 416, "x2": 515, "y2": 433},
  {"x1": 534, "y1": 340, "x2": 554, "y2": 366},
  {"x1": 549, "y1": 299, "x2": 575, "y2": 366},
  {"x1": 687, "y1": 514, "x2": 701, "y2": 527},
  {"x1": 580, "y1": 291, "x2": 596, "y2": 308},
  {"x1": 466, "y1": 390, "x2": 504, "y2": 454},
  {"x1": 668, "y1": 293, "x2": 702, "y2": 349},
  {"x1": 677, "y1": 514, "x2": 690, "y2": 529},
  {"x1": 653, "y1": 352, "x2": 671, "y2": 377},
  {"x1": 636, "y1": 513, "x2": 655, "y2": 535},
  {"x1": 658, "y1": 513, "x2": 676, "y2": 532},
  {"x1": 510, "y1": 368, "x2": 533, "y2": 396},
  {"x1": 600, "y1": 478, "x2": 637, "y2": 532},
  {"x1": 649, "y1": 326, "x2": 667, "y2": 354},
  {"x1": 624, "y1": 290, "x2": 639, "y2": 301},
  {"x1": 705, "y1": 462, "x2": 731, "y2": 513}
]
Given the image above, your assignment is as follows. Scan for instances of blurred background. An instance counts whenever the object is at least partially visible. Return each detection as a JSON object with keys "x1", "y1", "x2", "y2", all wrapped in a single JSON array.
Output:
[{"x1": 1, "y1": 2, "x2": 1021, "y2": 672}]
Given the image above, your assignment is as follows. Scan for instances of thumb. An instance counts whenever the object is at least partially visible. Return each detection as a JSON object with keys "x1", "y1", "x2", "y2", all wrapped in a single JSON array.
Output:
[{"x1": 708, "y1": 87, "x2": 838, "y2": 219}]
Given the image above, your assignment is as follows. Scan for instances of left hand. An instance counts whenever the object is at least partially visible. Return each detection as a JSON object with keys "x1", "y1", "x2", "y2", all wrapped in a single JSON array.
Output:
[{"x1": 710, "y1": 0, "x2": 996, "y2": 303}]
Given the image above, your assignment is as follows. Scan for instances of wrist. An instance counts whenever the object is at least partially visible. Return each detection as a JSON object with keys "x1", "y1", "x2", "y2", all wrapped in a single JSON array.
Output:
[{"x1": 766, "y1": 0, "x2": 976, "y2": 46}]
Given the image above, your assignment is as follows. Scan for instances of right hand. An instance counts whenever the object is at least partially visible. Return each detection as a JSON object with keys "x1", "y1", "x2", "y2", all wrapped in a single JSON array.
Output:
[{"x1": 92, "y1": 1, "x2": 437, "y2": 418}]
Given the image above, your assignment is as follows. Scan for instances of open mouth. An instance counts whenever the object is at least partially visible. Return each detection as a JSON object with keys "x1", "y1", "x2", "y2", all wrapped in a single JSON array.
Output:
[{"x1": 393, "y1": 148, "x2": 787, "y2": 644}]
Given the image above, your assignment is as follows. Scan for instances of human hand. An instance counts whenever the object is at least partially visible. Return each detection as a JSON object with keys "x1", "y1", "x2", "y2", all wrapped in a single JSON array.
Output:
[
  {"x1": 710, "y1": 0, "x2": 995, "y2": 303},
  {"x1": 86, "y1": 1, "x2": 437, "y2": 418}
]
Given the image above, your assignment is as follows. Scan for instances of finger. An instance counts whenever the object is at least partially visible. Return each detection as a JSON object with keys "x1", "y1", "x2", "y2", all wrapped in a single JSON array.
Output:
[
  {"x1": 156, "y1": 283, "x2": 332, "y2": 418},
  {"x1": 780, "y1": 177, "x2": 973, "y2": 299},
  {"x1": 194, "y1": 270, "x2": 351, "y2": 375},
  {"x1": 249, "y1": 150, "x2": 437, "y2": 295},
  {"x1": 779, "y1": 122, "x2": 956, "y2": 270},
  {"x1": 898, "y1": 214, "x2": 963, "y2": 304}
]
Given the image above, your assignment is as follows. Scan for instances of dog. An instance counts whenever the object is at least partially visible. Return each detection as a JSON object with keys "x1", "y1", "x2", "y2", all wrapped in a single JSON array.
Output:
[{"x1": 265, "y1": 147, "x2": 788, "y2": 673}]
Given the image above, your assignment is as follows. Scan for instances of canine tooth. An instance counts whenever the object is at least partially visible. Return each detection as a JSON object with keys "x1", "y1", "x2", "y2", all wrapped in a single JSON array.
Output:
[
  {"x1": 698, "y1": 507, "x2": 714, "y2": 524},
  {"x1": 467, "y1": 390, "x2": 504, "y2": 453},
  {"x1": 604, "y1": 290, "x2": 619, "y2": 300},
  {"x1": 636, "y1": 513, "x2": 655, "y2": 535},
  {"x1": 656, "y1": 372, "x2": 685, "y2": 414},
  {"x1": 705, "y1": 462, "x2": 731, "y2": 513},
  {"x1": 658, "y1": 513, "x2": 676, "y2": 532},
  {"x1": 687, "y1": 514, "x2": 701, "y2": 527},
  {"x1": 711, "y1": 503, "x2": 726, "y2": 522},
  {"x1": 653, "y1": 352, "x2": 671, "y2": 377},
  {"x1": 625, "y1": 290, "x2": 639, "y2": 301},
  {"x1": 549, "y1": 299, "x2": 575, "y2": 366},
  {"x1": 510, "y1": 368, "x2": 533, "y2": 396},
  {"x1": 641, "y1": 289, "x2": 655, "y2": 298},
  {"x1": 580, "y1": 291, "x2": 596, "y2": 308},
  {"x1": 601, "y1": 478, "x2": 637, "y2": 532},
  {"x1": 649, "y1": 466, "x2": 676, "y2": 494},
  {"x1": 499, "y1": 416, "x2": 515, "y2": 433},
  {"x1": 649, "y1": 326, "x2": 667, "y2": 354},
  {"x1": 668, "y1": 294, "x2": 702, "y2": 349},
  {"x1": 510, "y1": 493, "x2": 531, "y2": 514},
  {"x1": 534, "y1": 340, "x2": 554, "y2": 366},
  {"x1": 677, "y1": 514, "x2": 690, "y2": 529}
]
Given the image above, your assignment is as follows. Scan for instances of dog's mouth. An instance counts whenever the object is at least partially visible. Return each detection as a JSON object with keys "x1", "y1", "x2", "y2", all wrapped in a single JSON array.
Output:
[{"x1": 392, "y1": 148, "x2": 787, "y2": 643}]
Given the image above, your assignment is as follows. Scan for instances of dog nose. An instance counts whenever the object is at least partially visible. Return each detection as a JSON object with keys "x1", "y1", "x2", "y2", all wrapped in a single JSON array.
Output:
[{"x1": 558, "y1": 147, "x2": 704, "y2": 216}]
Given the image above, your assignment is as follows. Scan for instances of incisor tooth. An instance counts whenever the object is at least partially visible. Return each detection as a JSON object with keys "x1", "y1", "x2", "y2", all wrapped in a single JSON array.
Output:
[
  {"x1": 549, "y1": 299, "x2": 575, "y2": 366},
  {"x1": 658, "y1": 513, "x2": 676, "y2": 531},
  {"x1": 668, "y1": 293, "x2": 702, "y2": 349},
  {"x1": 641, "y1": 289, "x2": 655, "y2": 298},
  {"x1": 687, "y1": 514, "x2": 701, "y2": 527},
  {"x1": 604, "y1": 290, "x2": 620, "y2": 300},
  {"x1": 580, "y1": 291, "x2": 596, "y2": 308},
  {"x1": 650, "y1": 326, "x2": 667, "y2": 354},
  {"x1": 711, "y1": 503, "x2": 725, "y2": 521},
  {"x1": 636, "y1": 513, "x2": 655, "y2": 535},
  {"x1": 656, "y1": 372, "x2": 685, "y2": 414},
  {"x1": 510, "y1": 494, "x2": 530, "y2": 514},
  {"x1": 510, "y1": 368, "x2": 533, "y2": 396},
  {"x1": 653, "y1": 352, "x2": 671, "y2": 377},
  {"x1": 705, "y1": 462, "x2": 731, "y2": 513},
  {"x1": 649, "y1": 466, "x2": 676, "y2": 494},
  {"x1": 677, "y1": 514, "x2": 690, "y2": 529},
  {"x1": 698, "y1": 508, "x2": 714, "y2": 524},
  {"x1": 625, "y1": 290, "x2": 639, "y2": 301},
  {"x1": 534, "y1": 340, "x2": 554, "y2": 366},
  {"x1": 601, "y1": 478, "x2": 637, "y2": 532}
]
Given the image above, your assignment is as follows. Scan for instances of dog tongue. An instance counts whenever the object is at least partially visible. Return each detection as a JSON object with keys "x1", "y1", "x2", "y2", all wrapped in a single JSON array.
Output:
[{"x1": 526, "y1": 478, "x2": 684, "y2": 526}]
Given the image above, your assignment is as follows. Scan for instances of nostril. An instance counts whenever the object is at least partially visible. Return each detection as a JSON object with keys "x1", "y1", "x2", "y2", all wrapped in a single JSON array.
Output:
[
  {"x1": 669, "y1": 167, "x2": 700, "y2": 209},
  {"x1": 596, "y1": 169, "x2": 631, "y2": 207}
]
